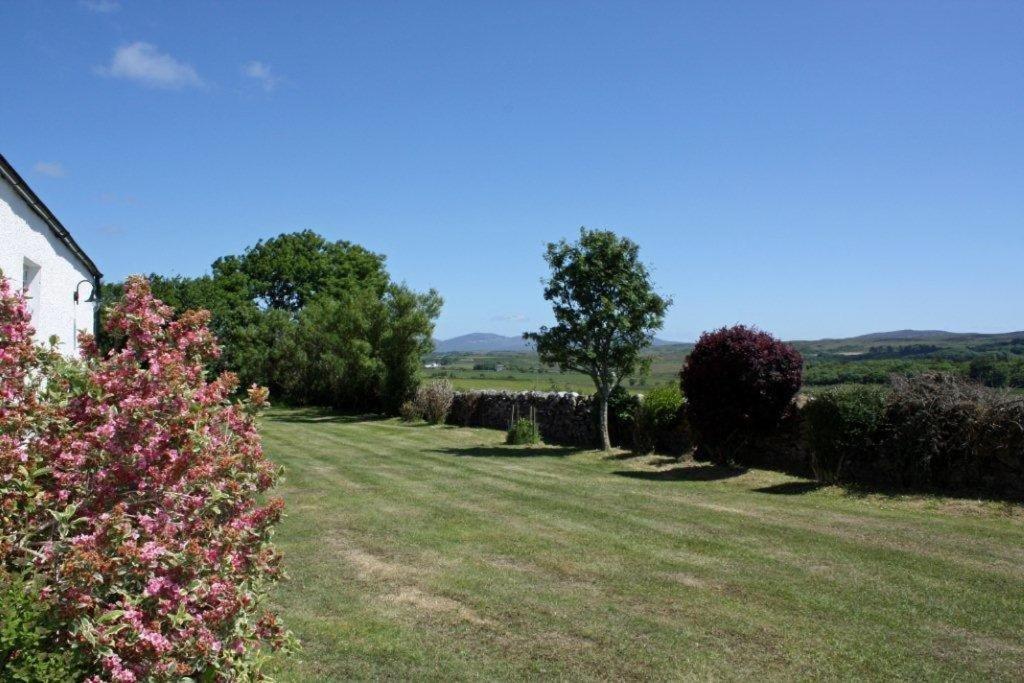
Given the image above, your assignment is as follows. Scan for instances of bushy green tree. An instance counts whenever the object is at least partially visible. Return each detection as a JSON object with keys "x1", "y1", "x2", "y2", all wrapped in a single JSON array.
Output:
[
  {"x1": 212, "y1": 229, "x2": 389, "y2": 311},
  {"x1": 278, "y1": 291, "x2": 382, "y2": 410},
  {"x1": 99, "y1": 231, "x2": 441, "y2": 414},
  {"x1": 525, "y1": 228, "x2": 671, "y2": 450},
  {"x1": 229, "y1": 307, "x2": 295, "y2": 396},
  {"x1": 377, "y1": 285, "x2": 444, "y2": 414}
]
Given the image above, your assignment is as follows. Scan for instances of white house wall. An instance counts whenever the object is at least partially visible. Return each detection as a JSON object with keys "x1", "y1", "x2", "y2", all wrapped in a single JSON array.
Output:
[{"x1": 0, "y1": 180, "x2": 97, "y2": 355}]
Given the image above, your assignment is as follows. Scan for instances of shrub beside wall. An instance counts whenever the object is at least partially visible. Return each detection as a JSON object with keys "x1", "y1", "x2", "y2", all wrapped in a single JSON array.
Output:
[
  {"x1": 507, "y1": 417, "x2": 541, "y2": 445},
  {"x1": 416, "y1": 378, "x2": 455, "y2": 424},
  {"x1": 632, "y1": 385, "x2": 688, "y2": 455}
]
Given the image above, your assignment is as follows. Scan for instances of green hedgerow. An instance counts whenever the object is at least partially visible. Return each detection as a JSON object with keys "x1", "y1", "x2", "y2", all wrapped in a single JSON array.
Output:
[{"x1": 803, "y1": 386, "x2": 887, "y2": 484}]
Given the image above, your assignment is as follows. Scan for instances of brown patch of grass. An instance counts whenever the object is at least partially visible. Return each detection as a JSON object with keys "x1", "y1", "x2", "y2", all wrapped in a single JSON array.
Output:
[
  {"x1": 343, "y1": 547, "x2": 411, "y2": 581},
  {"x1": 385, "y1": 587, "x2": 492, "y2": 626},
  {"x1": 659, "y1": 572, "x2": 714, "y2": 589}
]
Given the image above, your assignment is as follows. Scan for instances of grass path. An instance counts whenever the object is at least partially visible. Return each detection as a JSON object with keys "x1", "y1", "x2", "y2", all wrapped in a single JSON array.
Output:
[{"x1": 262, "y1": 408, "x2": 1024, "y2": 681}]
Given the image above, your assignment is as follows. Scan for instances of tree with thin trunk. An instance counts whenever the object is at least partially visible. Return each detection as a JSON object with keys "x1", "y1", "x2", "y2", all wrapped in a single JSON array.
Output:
[{"x1": 525, "y1": 228, "x2": 671, "y2": 450}]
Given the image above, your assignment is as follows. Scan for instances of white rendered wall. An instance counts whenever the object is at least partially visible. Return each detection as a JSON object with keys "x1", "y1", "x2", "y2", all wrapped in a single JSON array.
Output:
[{"x1": 0, "y1": 180, "x2": 97, "y2": 355}]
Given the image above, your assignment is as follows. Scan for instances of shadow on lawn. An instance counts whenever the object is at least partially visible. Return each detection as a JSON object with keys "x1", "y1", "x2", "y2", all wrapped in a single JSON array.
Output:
[
  {"x1": 603, "y1": 451, "x2": 645, "y2": 461},
  {"x1": 614, "y1": 464, "x2": 746, "y2": 482},
  {"x1": 753, "y1": 481, "x2": 824, "y2": 495},
  {"x1": 433, "y1": 445, "x2": 583, "y2": 458},
  {"x1": 264, "y1": 408, "x2": 386, "y2": 425}
]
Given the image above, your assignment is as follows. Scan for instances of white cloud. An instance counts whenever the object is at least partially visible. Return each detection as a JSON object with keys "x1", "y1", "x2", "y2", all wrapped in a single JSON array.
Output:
[
  {"x1": 243, "y1": 61, "x2": 281, "y2": 92},
  {"x1": 33, "y1": 161, "x2": 66, "y2": 178},
  {"x1": 97, "y1": 42, "x2": 204, "y2": 90},
  {"x1": 491, "y1": 314, "x2": 529, "y2": 322},
  {"x1": 80, "y1": 0, "x2": 120, "y2": 12}
]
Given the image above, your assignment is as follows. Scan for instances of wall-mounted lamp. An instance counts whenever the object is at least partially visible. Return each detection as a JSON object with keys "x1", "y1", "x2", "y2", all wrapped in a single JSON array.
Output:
[{"x1": 74, "y1": 279, "x2": 98, "y2": 303}]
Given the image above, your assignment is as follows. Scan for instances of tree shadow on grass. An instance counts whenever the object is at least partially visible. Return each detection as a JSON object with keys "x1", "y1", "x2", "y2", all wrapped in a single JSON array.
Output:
[
  {"x1": 603, "y1": 451, "x2": 644, "y2": 461},
  {"x1": 264, "y1": 408, "x2": 386, "y2": 425},
  {"x1": 614, "y1": 464, "x2": 746, "y2": 482},
  {"x1": 840, "y1": 482, "x2": 1023, "y2": 505},
  {"x1": 753, "y1": 481, "x2": 824, "y2": 495},
  {"x1": 755, "y1": 479, "x2": 1024, "y2": 503},
  {"x1": 432, "y1": 445, "x2": 583, "y2": 458}
]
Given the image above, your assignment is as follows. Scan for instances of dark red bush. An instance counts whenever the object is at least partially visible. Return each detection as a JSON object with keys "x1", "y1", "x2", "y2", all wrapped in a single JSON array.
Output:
[{"x1": 681, "y1": 325, "x2": 803, "y2": 463}]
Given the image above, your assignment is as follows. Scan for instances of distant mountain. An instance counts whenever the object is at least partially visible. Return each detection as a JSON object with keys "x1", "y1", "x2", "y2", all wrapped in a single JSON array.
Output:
[
  {"x1": 812, "y1": 330, "x2": 1024, "y2": 344},
  {"x1": 434, "y1": 333, "x2": 534, "y2": 353},
  {"x1": 650, "y1": 337, "x2": 685, "y2": 347},
  {"x1": 850, "y1": 330, "x2": 953, "y2": 342},
  {"x1": 434, "y1": 332, "x2": 683, "y2": 354}
]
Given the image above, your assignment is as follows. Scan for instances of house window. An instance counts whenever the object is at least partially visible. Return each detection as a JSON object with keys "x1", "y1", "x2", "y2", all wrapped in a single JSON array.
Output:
[{"x1": 22, "y1": 258, "x2": 41, "y2": 319}]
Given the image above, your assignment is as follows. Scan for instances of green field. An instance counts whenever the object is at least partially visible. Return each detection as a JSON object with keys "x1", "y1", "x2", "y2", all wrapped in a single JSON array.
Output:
[
  {"x1": 263, "y1": 408, "x2": 1024, "y2": 680},
  {"x1": 424, "y1": 351, "x2": 685, "y2": 393}
]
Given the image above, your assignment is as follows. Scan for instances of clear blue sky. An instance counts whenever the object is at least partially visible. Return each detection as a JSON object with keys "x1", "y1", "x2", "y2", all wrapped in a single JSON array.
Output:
[{"x1": 2, "y1": 1, "x2": 1021, "y2": 341}]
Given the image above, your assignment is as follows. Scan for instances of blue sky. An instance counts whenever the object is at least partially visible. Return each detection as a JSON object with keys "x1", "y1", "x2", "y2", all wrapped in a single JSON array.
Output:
[{"x1": 2, "y1": 1, "x2": 1022, "y2": 341}]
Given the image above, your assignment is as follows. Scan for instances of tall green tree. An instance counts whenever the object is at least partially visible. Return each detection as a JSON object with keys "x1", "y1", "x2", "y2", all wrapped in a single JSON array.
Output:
[
  {"x1": 525, "y1": 228, "x2": 671, "y2": 450},
  {"x1": 98, "y1": 230, "x2": 441, "y2": 414},
  {"x1": 98, "y1": 272, "x2": 258, "y2": 371},
  {"x1": 212, "y1": 229, "x2": 388, "y2": 311},
  {"x1": 375, "y1": 284, "x2": 444, "y2": 413},
  {"x1": 271, "y1": 285, "x2": 442, "y2": 412}
]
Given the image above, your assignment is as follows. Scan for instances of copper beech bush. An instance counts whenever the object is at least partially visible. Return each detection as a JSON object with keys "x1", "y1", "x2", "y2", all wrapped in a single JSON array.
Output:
[
  {"x1": 681, "y1": 325, "x2": 803, "y2": 465},
  {"x1": 0, "y1": 275, "x2": 288, "y2": 681}
]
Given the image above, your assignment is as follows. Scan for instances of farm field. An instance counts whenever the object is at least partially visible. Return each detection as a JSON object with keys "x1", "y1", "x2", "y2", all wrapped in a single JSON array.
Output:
[
  {"x1": 263, "y1": 408, "x2": 1024, "y2": 681},
  {"x1": 424, "y1": 351, "x2": 686, "y2": 393}
]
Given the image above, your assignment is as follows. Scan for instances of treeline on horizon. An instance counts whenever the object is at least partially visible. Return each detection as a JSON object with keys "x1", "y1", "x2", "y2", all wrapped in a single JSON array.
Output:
[
  {"x1": 99, "y1": 230, "x2": 442, "y2": 413},
  {"x1": 801, "y1": 341, "x2": 1024, "y2": 388},
  {"x1": 802, "y1": 357, "x2": 1024, "y2": 389}
]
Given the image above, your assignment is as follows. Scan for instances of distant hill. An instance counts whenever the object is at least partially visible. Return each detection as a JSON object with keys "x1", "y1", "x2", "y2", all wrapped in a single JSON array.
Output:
[
  {"x1": 801, "y1": 329, "x2": 1024, "y2": 344},
  {"x1": 845, "y1": 329, "x2": 1024, "y2": 343},
  {"x1": 850, "y1": 330, "x2": 954, "y2": 342},
  {"x1": 434, "y1": 332, "x2": 684, "y2": 353},
  {"x1": 434, "y1": 333, "x2": 534, "y2": 353}
]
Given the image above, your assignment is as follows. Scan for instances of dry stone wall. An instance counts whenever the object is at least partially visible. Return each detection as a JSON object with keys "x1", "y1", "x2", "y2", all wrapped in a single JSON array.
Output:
[{"x1": 448, "y1": 390, "x2": 598, "y2": 447}]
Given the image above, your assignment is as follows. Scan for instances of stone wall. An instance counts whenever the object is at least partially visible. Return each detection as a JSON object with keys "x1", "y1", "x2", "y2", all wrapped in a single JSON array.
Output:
[{"x1": 447, "y1": 390, "x2": 598, "y2": 447}]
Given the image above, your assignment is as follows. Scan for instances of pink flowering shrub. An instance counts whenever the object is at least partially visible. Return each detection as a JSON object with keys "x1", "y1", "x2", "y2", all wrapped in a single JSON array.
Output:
[
  {"x1": 0, "y1": 275, "x2": 288, "y2": 681},
  {"x1": 0, "y1": 273, "x2": 57, "y2": 560}
]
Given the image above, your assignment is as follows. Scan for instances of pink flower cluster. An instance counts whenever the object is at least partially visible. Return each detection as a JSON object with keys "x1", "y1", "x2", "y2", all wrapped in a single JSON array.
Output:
[{"x1": 0, "y1": 276, "x2": 287, "y2": 681}]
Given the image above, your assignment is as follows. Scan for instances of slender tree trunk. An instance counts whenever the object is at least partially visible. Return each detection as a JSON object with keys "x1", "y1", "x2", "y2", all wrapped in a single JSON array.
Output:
[{"x1": 598, "y1": 386, "x2": 612, "y2": 451}]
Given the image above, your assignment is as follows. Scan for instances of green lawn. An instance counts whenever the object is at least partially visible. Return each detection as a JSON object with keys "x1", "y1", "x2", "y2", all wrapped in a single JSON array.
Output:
[{"x1": 263, "y1": 408, "x2": 1024, "y2": 681}]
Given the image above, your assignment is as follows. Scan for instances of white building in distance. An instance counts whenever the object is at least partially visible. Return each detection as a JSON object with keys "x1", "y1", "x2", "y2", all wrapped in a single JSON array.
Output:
[{"x1": 0, "y1": 153, "x2": 102, "y2": 354}]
